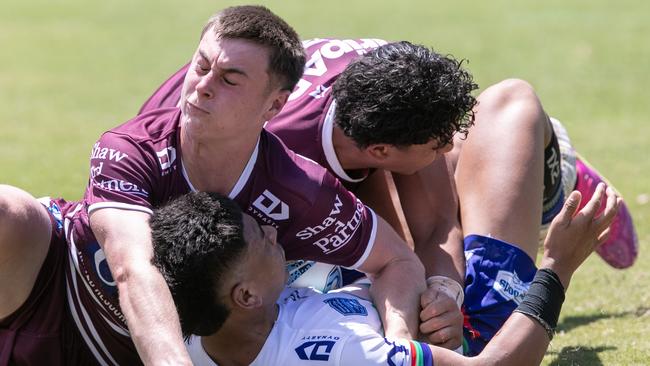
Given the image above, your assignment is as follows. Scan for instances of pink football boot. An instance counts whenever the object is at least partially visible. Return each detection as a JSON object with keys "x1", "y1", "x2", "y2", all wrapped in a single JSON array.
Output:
[{"x1": 575, "y1": 155, "x2": 638, "y2": 269}]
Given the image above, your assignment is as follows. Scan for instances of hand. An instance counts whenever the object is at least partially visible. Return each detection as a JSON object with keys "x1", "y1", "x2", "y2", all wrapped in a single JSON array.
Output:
[
  {"x1": 540, "y1": 183, "x2": 620, "y2": 288},
  {"x1": 419, "y1": 287, "x2": 463, "y2": 349}
]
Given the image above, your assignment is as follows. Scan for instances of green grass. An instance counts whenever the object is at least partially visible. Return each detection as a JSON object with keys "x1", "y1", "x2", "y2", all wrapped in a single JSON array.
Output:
[{"x1": 1, "y1": 0, "x2": 648, "y2": 364}]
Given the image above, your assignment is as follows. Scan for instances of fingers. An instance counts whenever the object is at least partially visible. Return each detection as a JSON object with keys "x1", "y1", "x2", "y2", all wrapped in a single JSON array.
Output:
[
  {"x1": 597, "y1": 227, "x2": 612, "y2": 245},
  {"x1": 420, "y1": 288, "x2": 439, "y2": 309},
  {"x1": 579, "y1": 182, "x2": 606, "y2": 219},
  {"x1": 424, "y1": 325, "x2": 462, "y2": 349},
  {"x1": 555, "y1": 190, "x2": 582, "y2": 226},
  {"x1": 594, "y1": 188, "x2": 620, "y2": 230}
]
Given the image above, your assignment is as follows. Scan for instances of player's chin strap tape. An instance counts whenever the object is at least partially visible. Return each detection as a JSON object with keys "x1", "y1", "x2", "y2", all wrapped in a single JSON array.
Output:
[{"x1": 513, "y1": 268, "x2": 565, "y2": 340}]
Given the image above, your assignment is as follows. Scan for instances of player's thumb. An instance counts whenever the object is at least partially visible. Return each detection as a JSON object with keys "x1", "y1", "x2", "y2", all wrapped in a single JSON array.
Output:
[{"x1": 556, "y1": 191, "x2": 581, "y2": 225}]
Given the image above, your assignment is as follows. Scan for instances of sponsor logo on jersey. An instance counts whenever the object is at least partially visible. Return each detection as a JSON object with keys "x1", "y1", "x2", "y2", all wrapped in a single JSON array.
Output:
[
  {"x1": 75, "y1": 240, "x2": 126, "y2": 323},
  {"x1": 282, "y1": 289, "x2": 309, "y2": 304},
  {"x1": 156, "y1": 146, "x2": 177, "y2": 175},
  {"x1": 324, "y1": 297, "x2": 368, "y2": 316},
  {"x1": 90, "y1": 142, "x2": 129, "y2": 162},
  {"x1": 295, "y1": 196, "x2": 364, "y2": 255},
  {"x1": 90, "y1": 162, "x2": 104, "y2": 179},
  {"x1": 493, "y1": 270, "x2": 529, "y2": 305},
  {"x1": 295, "y1": 340, "x2": 337, "y2": 361},
  {"x1": 92, "y1": 179, "x2": 149, "y2": 198},
  {"x1": 309, "y1": 85, "x2": 330, "y2": 99},
  {"x1": 288, "y1": 38, "x2": 388, "y2": 101},
  {"x1": 252, "y1": 189, "x2": 289, "y2": 222}
]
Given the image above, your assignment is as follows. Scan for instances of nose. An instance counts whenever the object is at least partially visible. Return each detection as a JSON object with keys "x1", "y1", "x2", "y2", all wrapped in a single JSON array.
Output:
[{"x1": 195, "y1": 73, "x2": 214, "y2": 99}]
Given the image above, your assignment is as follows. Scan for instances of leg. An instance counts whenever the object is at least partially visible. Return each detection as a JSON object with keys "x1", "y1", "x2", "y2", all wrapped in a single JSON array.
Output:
[
  {"x1": 0, "y1": 185, "x2": 52, "y2": 319},
  {"x1": 454, "y1": 79, "x2": 551, "y2": 355},
  {"x1": 455, "y1": 79, "x2": 549, "y2": 259}
]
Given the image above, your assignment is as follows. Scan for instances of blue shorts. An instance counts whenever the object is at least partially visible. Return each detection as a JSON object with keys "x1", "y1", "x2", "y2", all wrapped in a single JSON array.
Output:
[{"x1": 462, "y1": 234, "x2": 537, "y2": 356}]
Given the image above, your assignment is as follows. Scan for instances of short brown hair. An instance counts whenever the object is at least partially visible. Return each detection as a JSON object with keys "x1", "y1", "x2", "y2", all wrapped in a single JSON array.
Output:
[{"x1": 201, "y1": 5, "x2": 306, "y2": 91}]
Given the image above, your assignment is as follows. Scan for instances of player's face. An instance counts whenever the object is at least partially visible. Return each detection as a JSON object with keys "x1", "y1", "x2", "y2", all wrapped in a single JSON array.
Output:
[
  {"x1": 381, "y1": 138, "x2": 454, "y2": 175},
  {"x1": 180, "y1": 31, "x2": 286, "y2": 139},
  {"x1": 241, "y1": 214, "x2": 287, "y2": 298}
]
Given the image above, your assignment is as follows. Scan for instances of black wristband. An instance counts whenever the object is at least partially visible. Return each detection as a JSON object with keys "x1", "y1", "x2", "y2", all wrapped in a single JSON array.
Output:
[{"x1": 513, "y1": 268, "x2": 565, "y2": 340}]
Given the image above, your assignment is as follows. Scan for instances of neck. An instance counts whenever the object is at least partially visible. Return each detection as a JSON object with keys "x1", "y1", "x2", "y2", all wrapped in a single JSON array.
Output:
[
  {"x1": 331, "y1": 124, "x2": 373, "y2": 170},
  {"x1": 201, "y1": 304, "x2": 279, "y2": 366},
  {"x1": 180, "y1": 125, "x2": 260, "y2": 194}
]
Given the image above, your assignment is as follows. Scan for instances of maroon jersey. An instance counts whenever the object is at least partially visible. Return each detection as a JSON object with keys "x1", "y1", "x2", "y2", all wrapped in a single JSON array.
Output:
[
  {"x1": 62, "y1": 107, "x2": 377, "y2": 364},
  {"x1": 139, "y1": 38, "x2": 388, "y2": 190}
]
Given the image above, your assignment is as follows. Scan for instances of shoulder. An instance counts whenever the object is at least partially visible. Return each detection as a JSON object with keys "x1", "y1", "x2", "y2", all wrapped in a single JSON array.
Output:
[
  {"x1": 93, "y1": 108, "x2": 181, "y2": 165},
  {"x1": 258, "y1": 130, "x2": 332, "y2": 200},
  {"x1": 103, "y1": 108, "x2": 181, "y2": 143}
]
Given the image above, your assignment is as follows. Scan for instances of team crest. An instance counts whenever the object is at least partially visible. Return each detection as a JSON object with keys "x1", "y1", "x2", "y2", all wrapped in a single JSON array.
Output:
[{"x1": 323, "y1": 297, "x2": 368, "y2": 316}]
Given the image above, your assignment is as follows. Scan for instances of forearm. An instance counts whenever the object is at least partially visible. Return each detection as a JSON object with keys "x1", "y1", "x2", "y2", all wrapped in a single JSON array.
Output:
[
  {"x1": 116, "y1": 262, "x2": 191, "y2": 365},
  {"x1": 368, "y1": 256, "x2": 426, "y2": 339},
  {"x1": 91, "y1": 209, "x2": 191, "y2": 365},
  {"x1": 427, "y1": 313, "x2": 549, "y2": 366},
  {"x1": 414, "y1": 222, "x2": 465, "y2": 284}
]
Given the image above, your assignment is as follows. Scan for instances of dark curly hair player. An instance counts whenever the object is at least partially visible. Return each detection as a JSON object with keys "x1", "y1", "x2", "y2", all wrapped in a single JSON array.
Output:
[{"x1": 333, "y1": 41, "x2": 477, "y2": 150}]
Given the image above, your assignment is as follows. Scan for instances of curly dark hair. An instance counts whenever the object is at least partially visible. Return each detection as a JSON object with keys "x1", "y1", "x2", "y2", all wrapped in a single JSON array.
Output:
[
  {"x1": 150, "y1": 192, "x2": 247, "y2": 338},
  {"x1": 332, "y1": 41, "x2": 478, "y2": 148},
  {"x1": 201, "y1": 5, "x2": 306, "y2": 91}
]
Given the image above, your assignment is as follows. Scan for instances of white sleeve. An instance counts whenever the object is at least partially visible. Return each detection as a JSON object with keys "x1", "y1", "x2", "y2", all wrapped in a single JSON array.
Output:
[{"x1": 337, "y1": 326, "x2": 434, "y2": 366}]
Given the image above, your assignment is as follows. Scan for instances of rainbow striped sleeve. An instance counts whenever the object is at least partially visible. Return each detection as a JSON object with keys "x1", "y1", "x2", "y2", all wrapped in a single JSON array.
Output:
[{"x1": 407, "y1": 340, "x2": 434, "y2": 366}]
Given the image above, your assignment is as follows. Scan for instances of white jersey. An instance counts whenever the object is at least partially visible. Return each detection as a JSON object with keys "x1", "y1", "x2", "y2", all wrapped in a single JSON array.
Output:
[{"x1": 186, "y1": 286, "x2": 433, "y2": 366}]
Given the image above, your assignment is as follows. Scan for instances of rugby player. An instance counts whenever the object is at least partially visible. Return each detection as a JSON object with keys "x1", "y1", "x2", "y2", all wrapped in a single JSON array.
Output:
[
  {"x1": 0, "y1": 7, "x2": 432, "y2": 365},
  {"x1": 150, "y1": 184, "x2": 619, "y2": 366},
  {"x1": 139, "y1": 38, "x2": 638, "y2": 353},
  {"x1": 140, "y1": 38, "x2": 638, "y2": 274}
]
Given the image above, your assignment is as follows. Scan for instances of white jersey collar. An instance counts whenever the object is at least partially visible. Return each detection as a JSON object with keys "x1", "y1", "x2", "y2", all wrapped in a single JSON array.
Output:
[{"x1": 321, "y1": 100, "x2": 366, "y2": 183}]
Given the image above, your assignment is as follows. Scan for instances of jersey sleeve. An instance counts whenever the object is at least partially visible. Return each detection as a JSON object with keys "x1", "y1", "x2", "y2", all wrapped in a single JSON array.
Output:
[
  {"x1": 283, "y1": 171, "x2": 378, "y2": 270},
  {"x1": 86, "y1": 132, "x2": 158, "y2": 215},
  {"x1": 338, "y1": 328, "x2": 434, "y2": 366}
]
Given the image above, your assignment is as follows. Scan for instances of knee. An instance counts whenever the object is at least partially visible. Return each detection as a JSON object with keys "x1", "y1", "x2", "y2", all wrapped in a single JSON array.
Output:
[
  {"x1": 484, "y1": 79, "x2": 541, "y2": 108},
  {"x1": 477, "y1": 79, "x2": 546, "y2": 130},
  {"x1": 0, "y1": 185, "x2": 50, "y2": 245}
]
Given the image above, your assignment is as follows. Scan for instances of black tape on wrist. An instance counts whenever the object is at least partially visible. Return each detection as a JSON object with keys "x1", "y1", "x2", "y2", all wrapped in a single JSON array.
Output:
[{"x1": 514, "y1": 268, "x2": 566, "y2": 340}]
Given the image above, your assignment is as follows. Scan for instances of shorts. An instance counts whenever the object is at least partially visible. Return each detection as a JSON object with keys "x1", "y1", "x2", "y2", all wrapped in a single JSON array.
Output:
[
  {"x1": 461, "y1": 234, "x2": 537, "y2": 356},
  {"x1": 0, "y1": 198, "x2": 94, "y2": 365}
]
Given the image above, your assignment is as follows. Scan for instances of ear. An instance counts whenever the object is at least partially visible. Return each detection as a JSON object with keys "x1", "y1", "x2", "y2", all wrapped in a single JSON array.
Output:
[
  {"x1": 231, "y1": 282, "x2": 264, "y2": 310},
  {"x1": 262, "y1": 90, "x2": 290, "y2": 122},
  {"x1": 365, "y1": 143, "x2": 392, "y2": 161}
]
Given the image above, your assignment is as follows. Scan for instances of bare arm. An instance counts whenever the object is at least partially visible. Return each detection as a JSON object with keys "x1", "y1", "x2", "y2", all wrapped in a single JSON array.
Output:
[
  {"x1": 90, "y1": 208, "x2": 191, "y2": 365},
  {"x1": 392, "y1": 156, "x2": 465, "y2": 283},
  {"x1": 357, "y1": 215, "x2": 426, "y2": 339},
  {"x1": 356, "y1": 161, "x2": 465, "y2": 348},
  {"x1": 355, "y1": 169, "x2": 414, "y2": 248},
  {"x1": 425, "y1": 184, "x2": 620, "y2": 366}
]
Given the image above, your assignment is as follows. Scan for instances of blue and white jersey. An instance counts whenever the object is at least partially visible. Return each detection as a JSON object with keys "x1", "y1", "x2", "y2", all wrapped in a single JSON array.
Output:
[{"x1": 186, "y1": 286, "x2": 433, "y2": 365}]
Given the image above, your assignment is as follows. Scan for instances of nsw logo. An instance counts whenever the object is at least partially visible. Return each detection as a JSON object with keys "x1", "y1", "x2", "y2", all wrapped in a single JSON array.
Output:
[
  {"x1": 295, "y1": 340, "x2": 336, "y2": 361},
  {"x1": 253, "y1": 190, "x2": 289, "y2": 221},
  {"x1": 493, "y1": 270, "x2": 529, "y2": 305},
  {"x1": 324, "y1": 297, "x2": 368, "y2": 316}
]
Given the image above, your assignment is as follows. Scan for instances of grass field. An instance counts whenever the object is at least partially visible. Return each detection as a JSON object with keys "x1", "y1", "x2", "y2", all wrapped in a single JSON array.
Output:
[{"x1": 1, "y1": 0, "x2": 648, "y2": 364}]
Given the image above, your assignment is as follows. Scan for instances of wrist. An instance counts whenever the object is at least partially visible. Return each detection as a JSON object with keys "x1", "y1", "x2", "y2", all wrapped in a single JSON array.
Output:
[
  {"x1": 539, "y1": 256, "x2": 572, "y2": 289},
  {"x1": 426, "y1": 276, "x2": 464, "y2": 308}
]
